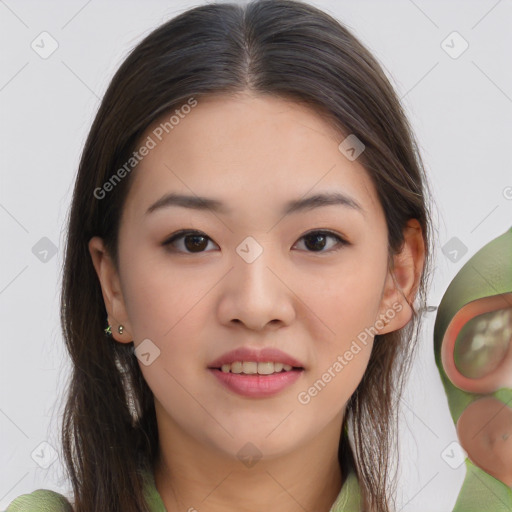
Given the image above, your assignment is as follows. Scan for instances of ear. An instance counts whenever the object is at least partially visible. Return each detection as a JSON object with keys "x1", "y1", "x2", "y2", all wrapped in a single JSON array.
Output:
[
  {"x1": 376, "y1": 218, "x2": 426, "y2": 334},
  {"x1": 88, "y1": 236, "x2": 133, "y2": 343}
]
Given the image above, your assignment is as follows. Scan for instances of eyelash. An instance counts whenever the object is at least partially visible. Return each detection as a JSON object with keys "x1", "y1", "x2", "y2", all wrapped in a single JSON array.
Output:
[{"x1": 162, "y1": 229, "x2": 349, "y2": 254}]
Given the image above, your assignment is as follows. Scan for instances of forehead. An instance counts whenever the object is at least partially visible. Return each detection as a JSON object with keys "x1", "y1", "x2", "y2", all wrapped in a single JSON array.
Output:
[{"x1": 122, "y1": 93, "x2": 381, "y2": 222}]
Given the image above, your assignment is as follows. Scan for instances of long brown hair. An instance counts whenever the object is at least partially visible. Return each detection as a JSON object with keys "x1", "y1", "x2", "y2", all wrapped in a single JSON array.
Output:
[{"x1": 60, "y1": 1, "x2": 434, "y2": 510}]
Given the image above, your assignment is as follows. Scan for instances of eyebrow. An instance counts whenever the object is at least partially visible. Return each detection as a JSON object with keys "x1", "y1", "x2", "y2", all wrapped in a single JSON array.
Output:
[{"x1": 145, "y1": 191, "x2": 365, "y2": 217}]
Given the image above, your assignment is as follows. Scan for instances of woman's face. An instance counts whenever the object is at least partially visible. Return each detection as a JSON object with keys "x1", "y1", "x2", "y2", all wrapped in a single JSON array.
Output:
[{"x1": 90, "y1": 93, "x2": 412, "y2": 461}]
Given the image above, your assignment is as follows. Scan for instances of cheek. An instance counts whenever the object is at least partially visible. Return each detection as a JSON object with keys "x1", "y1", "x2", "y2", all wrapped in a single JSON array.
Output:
[
  {"x1": 294, "y1": 270, "x2": 379, "y2": 405},
  {"x1": 299, "y1": 262, "x2": 385, "y2": 348},
  {"x1": 120, "y1": 248, "x2": 215, "y2": 342},
  {"x1": 295, "y1": 335, "x2": 373, "y2": 440},
  {"x1": 122, "y1": 261, "x2": 211, "y2": 419}
]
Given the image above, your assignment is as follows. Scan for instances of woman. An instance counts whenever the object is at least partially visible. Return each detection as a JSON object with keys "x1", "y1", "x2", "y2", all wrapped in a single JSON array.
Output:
[{"x1": 6, "y1": 0, "x2": 432, "y2": 510}]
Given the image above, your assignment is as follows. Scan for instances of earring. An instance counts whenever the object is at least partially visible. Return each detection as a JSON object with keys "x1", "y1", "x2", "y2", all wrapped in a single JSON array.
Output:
[{"x1": 104, "y1": 320, "x2": 125, "y2": 336}]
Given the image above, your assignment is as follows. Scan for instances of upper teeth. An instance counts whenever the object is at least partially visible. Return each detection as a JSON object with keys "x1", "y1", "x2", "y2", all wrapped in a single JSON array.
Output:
[{"x1": 220, "y1": 361, "x2": 294, "y2": 374}]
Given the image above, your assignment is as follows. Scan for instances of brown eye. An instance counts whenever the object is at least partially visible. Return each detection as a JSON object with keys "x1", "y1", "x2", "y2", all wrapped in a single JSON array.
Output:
[
  {"x1": 163, "y1": 230, "x2": 217, "y2": 253},
  {"x1": 294, "y1": 230, "x2": 348, "y2": 253}
]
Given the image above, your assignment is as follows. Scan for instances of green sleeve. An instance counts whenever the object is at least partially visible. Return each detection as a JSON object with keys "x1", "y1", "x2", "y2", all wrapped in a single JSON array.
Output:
[{"x1": 5, "y1": 489, "x2": 73, "y2": 512}]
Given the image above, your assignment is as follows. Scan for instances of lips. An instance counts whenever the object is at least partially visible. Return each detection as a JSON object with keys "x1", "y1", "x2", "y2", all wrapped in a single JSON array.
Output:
[{"x1": 207, "y1": 346, "x2": 305, "y2": 370}]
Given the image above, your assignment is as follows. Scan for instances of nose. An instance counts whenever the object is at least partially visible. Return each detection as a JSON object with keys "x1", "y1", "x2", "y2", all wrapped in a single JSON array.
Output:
[{"x1": 216, "y1": 246, "x2": 296, "y2": 331}]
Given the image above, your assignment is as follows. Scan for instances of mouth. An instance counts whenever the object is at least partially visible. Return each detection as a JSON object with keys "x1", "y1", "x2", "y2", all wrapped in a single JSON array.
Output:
[
  {"x1": 207, "y1": 363, "x2": 305, "y2": 397},
  {"x1": 208, "y1": 361, "x2": 305, "y2": 375}
]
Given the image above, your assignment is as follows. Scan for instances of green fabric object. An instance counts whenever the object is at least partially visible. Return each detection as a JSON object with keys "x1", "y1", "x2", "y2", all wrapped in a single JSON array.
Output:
[
  {"x1": 5, "y1": 489, "x2": 73, "y2": 512},
  {"x1": 5, "y1": 463, "x2": 361, "y2": 511},
  {"x1": 329, "y1": 466, "x2": 362, "y2": 512},
  {"x1": 452, "y1": 458, "x2": 512, "y2": 512},
  {"x1": 433, "y1": 226, "x2": 512, "y2": 512}
]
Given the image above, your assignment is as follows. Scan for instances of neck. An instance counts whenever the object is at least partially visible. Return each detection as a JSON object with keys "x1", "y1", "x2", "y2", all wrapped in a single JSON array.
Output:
[{"x1": 153, "y1": 408, "x2": 344, "y2": 512}]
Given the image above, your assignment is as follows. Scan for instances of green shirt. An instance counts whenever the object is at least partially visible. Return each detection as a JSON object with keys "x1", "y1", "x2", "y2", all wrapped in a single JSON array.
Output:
[{"x1": 5, "y1": 465, "x2": 362, "y2": 512}]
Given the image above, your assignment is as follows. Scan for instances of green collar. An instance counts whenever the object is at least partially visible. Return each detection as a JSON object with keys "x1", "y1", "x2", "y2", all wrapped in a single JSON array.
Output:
[
  {"x1": 329, "y1": 467, "x2": 362, "y2": 512},
  {"x1": 142, "y1": 465, "x2": 362, "y2": 511}
]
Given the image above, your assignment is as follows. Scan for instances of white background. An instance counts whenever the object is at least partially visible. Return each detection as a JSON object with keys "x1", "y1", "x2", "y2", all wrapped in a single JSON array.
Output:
[{"x1": 1, "y1": 0, "x2": 511, "y2": 510}]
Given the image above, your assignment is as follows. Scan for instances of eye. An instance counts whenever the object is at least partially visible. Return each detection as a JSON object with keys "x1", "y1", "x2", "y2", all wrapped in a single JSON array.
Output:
[
  {"x1": 293, "y1": 230, "x2": 349, "y2": 253},
  {"x1": 162, "y1": 230, "x2": 218, "y2": 254},
  {"x1": 162, "y1": 229, "x2": 349, "y2": 254}
]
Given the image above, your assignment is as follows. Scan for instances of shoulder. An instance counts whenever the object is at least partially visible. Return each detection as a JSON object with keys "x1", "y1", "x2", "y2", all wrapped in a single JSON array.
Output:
[{"x1": 5, "y1": 489, "x2": 73, "y2": 512}]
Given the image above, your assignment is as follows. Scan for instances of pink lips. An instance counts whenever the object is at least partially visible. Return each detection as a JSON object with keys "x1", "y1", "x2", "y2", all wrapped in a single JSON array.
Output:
[
  {"x1": 207, "y1": 346, "x2": 305, "y2": 398},
  {"x1": 207, "y1": 346, "x2": 305, "y2": 369},
  {"x1": 209, "y1": 368, "x2": 303, "y2": 398}
]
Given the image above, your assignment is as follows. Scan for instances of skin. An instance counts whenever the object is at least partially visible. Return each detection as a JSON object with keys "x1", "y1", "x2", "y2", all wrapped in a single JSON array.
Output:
[{"x1": 89, "y1": 92, "x2": 425, "y2": 512}]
